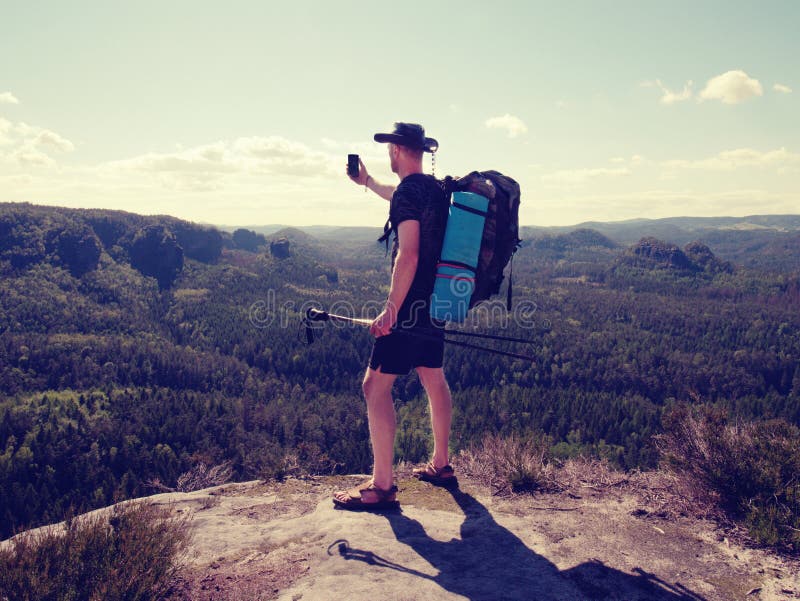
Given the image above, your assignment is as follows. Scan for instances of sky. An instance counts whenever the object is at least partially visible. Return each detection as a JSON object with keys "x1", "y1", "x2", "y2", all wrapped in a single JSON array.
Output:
[{"x1": 1, "y1": 1, "x2": 798, "y2": 227}]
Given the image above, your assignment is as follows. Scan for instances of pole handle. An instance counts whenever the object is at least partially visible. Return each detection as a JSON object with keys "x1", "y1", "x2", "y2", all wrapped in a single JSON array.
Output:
[{"x1": 306, "y1": 308, "x2": 330, "y2": 322}]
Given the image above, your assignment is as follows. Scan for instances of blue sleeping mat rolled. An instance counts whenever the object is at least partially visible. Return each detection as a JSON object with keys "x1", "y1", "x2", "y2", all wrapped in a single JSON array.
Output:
[{"x1": 430, "y1": 191, "x2": 489, "y2": 322}]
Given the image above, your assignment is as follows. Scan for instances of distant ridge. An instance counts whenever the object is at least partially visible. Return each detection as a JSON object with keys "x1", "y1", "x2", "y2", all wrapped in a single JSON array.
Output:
[
  {"x1": 221, "y1": 214, "x2": 800, "y2": 245},
  {"x1": 216, "y1": 214, "x2": 800, "y2": 270},
  {"x1": 218, "y1": 224, "x2": 382, "y2": 243}
]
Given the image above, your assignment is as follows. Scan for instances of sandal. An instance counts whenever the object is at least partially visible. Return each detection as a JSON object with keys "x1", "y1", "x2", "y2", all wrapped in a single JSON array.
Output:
[
  {"x1": 412, "y1": 462, "x2": 458, "y2": 487},
  {"x1": 332, "y1": 480, "x2": 400, "y2": 511}
]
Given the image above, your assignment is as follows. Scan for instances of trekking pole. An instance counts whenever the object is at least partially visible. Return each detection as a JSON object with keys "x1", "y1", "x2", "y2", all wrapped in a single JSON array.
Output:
[
  {"x1": 303, "y1": 308, "x2": 370, "y2": 344},
  {"x1": 305, "y1": 308, "x2": 535, "y2": 343},
  {"x1": 427, "y1": 328, "x2": 536, "y2": 345},
  {"x1": 392, "y1": 326, "x2": 538, "y2": 362},
  {"x1": 304, "y1": 308, "x2": 536, "y2": 362},
  {"x1": 306, "y1": 308, "x2": 372, "y2": 326}
]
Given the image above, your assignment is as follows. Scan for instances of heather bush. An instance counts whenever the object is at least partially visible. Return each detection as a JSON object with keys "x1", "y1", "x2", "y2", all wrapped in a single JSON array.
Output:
[
  {"x1": 657, "y1": 404, "x2": 800, "y2": 552},
  {"x1": 0, "y1": 501, "x2": 191, "y2": 601}
]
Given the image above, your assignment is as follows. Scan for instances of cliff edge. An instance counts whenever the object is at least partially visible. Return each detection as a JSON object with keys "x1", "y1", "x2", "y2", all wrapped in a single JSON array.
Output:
[{"x1": 136, "y1": 473, "x2": 800, "y2": 601}]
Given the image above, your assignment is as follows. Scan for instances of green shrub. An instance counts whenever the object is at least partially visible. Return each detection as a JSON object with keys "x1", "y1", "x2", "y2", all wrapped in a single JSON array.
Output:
[
  {"x1": 657, "y1": 404, "x2": 800, "y2": 552},
  {"x1": 0, "y1": 501, "x2": 191, "y2": 601}
]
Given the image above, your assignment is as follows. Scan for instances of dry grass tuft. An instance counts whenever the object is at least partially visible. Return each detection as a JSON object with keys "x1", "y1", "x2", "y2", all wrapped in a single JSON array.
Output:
[
  {"x1": 149, "y1": 461, "x2": 234, "y2": 494},
  {"x1": 558, "y1": 455, "x2": 628, "y2": 491},
  {"x1": 454, "y1": 433, "x2": 561, "y2": 496}
]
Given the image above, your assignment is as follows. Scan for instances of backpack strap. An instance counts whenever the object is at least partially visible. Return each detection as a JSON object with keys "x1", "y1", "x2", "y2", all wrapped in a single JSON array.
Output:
[
  {"x1": 506, "y1": 240, "x2": 522, "y2": 310},
  {"x1": 439, "y1": 175, "x2": 456, "y2": 199},
  {"x1": 506, "y1": 252, "x2": 514, "y2": 311},
  {"x1": 378, "y1": 175, "x2": 452, "y2": 259},
  {"x1": 376, "y1": 218, "x2": 392, "y2": 257}
]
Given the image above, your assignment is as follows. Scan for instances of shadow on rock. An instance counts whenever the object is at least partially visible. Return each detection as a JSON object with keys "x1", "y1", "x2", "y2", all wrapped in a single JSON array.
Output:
[{"x1": 331, "y1": 486, "x2": 706, "y2": 601}]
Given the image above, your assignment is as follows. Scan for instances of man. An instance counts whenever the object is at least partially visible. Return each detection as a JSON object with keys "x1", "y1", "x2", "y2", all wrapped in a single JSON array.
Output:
[{"x1": 333, "y1": 123, "x2": 457, "y2": 510}]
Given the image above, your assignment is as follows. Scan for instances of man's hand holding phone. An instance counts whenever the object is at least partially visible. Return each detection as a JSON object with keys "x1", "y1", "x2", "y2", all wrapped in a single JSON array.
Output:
[
  {"x1": 346, "y1": 154, "x2": 369, "y2": 186},
  {"x1": 346, "y1": 153, "x2": 394, "y2": 201}
]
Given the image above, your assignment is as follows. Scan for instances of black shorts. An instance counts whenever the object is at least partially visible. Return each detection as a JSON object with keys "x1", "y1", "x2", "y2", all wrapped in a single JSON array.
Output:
[{"x1": 368, "y1": 327, "x2": 445, "y2": 375}]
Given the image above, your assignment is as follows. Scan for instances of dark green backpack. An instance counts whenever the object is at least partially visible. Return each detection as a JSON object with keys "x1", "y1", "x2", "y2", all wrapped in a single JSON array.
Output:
[{"x1": 440, "y1": 171, "x2": 522, "y2": 310}]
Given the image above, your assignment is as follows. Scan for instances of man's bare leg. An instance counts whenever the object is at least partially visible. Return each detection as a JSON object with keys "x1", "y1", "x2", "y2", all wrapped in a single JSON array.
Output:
[
  {"x1": 416, "y1": 366, "x2": 452, "y2": 468},
  {"x1": 333, "y1": 366, "x2": 397, "y2": 504},
  {"x1": 361, "y1": 366, "x2": 398, "y2": 490}
]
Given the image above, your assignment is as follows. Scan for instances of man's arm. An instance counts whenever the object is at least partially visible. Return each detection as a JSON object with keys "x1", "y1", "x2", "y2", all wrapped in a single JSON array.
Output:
[
  {"x1": 366, "y1": 175, "x2": 396, "y2": 201},
  {"x1": 347, "y1": 158, "x2": 395, "y2": 201},
  {"x1": 370, "y1": 219, "x2": 419, "y2": 337}
]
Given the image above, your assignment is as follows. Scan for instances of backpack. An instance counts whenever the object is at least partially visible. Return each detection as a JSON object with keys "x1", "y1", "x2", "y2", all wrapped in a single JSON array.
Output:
[{"x1": 430, "y1": 171, "x2": 521, "y2": 322}]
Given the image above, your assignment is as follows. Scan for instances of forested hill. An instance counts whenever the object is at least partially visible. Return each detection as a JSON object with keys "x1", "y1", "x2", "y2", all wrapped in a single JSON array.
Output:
[{"x1": 1, "y1": 201, "x2": 799, "y2": 539}]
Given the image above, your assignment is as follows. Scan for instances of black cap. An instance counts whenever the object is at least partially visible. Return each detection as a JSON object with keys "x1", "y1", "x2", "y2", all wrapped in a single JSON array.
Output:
[{"x1": 374, "y1": 122, "x2": 439, "y2": 153}]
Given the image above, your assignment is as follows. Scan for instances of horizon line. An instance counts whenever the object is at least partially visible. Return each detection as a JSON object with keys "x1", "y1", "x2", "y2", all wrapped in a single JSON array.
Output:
[{"x1": 2, "y1": 201, "x2": 798, "y2": 231}]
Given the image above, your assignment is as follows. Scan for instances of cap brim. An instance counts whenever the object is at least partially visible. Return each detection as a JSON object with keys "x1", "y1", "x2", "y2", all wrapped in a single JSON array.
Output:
[
  {"x1": 374, "y1": 133, "x2": 439, "y2": 152},
  {"x1": 374, "y1": 133, "x2": 403, "y2": 144}
]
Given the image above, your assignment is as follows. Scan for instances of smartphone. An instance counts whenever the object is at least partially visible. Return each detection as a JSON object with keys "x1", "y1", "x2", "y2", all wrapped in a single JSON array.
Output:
[{"x1": 347, "y1": 154, "x2": 359, "y2": 177}]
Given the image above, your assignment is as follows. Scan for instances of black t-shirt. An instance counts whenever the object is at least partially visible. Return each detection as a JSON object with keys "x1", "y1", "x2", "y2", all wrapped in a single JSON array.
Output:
[{"x1": 388, "y1": 173, "x2": 448, "y2": 325}]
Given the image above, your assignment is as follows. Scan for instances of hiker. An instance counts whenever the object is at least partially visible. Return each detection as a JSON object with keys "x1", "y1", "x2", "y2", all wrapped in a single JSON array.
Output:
[{"x1": 333, "y1": 122, "x2": 457, "y2": 510}]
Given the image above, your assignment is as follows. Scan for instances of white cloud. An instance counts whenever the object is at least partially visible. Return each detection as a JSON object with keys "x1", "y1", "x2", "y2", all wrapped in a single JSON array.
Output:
[
  {"x1": 608, "y1": 155, "x2": 646, "y2": 167},
  {"x1": 0, "y1": 120, "x2": 388, "y2": 223},
  {"x1": 113, "y1": 145, "x2": 233, "y2": 173},
  {"x1": 661, "y1": 82, "x2": 693, "y2": 105},
  {"x1": 774, "y1": 83, "x2": 792, "y2": 94},
  {"x1": 0, "y1": 92, "x2": 19, "y2": 105},
  {"x1": 33, "y1": 130, "x2": 75, "y2": 152},
  {"x1": 541, "y1": 167, "x2": 630, "y2": 185},
  {"x1": 529, "y1": 187, "x2": 800, "y2": 226},
  {"x1": 699, "y1": 70, "x2": 763, "y2": 104},
  {"x1": 485, "y1": 114, "x2": 528, "y2": 138},
  {"x1": 662, "y1": 147, "x2": 800, "y2": 171},
  {"x1": 642, "y1": 79, "x2": 693, "y2": 105},
  {"x1": 11, "y1": 148, "x2": 56, "y2": 167},
  {"x1": 0, "y1": 118, "x2": 13, "y2": 145},
  {"x1": 0, "y1": 119, "x2": 75, "y2": 167},
  {"x1": 105, "y1": 144, "x2": 236, "y2": 191},
  {"x1": 233, "y1": 136, "x2": 337, "y2": 176},
  {"x1": 103, "y1": 136, "x2": 338, "y2": 190},
  {"x1": 234, "y1": 136, "x2": 312, "y2": 160}
]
